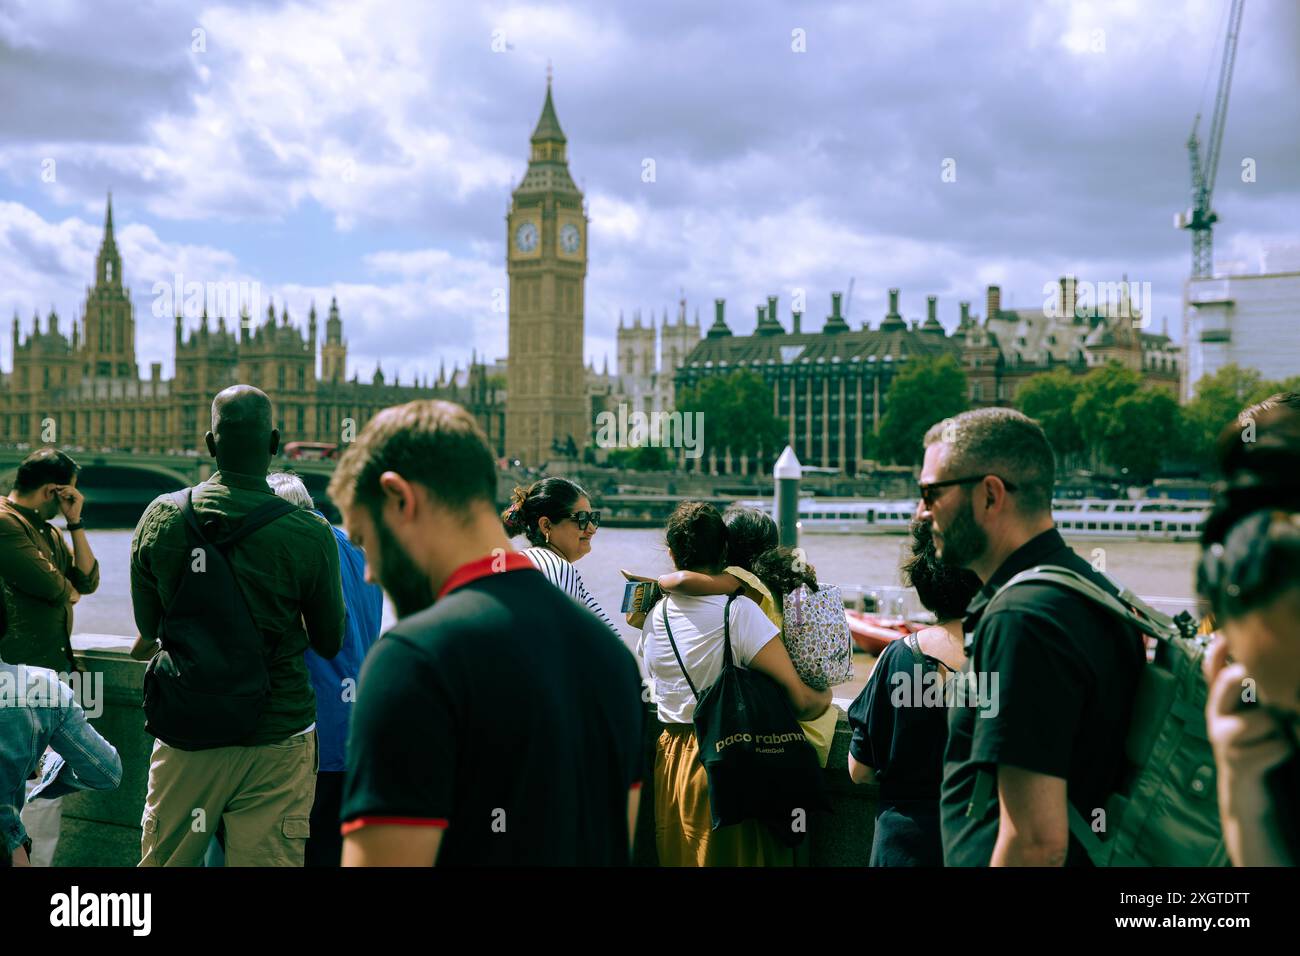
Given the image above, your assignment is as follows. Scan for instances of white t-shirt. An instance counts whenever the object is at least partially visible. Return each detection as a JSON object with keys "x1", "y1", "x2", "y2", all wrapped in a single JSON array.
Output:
[{"x1": 638, "y1": 594, "x2": 780, "y2": 724}]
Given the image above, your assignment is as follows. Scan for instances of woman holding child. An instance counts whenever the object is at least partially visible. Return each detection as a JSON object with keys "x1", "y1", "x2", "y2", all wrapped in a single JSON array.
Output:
[
  {"x1": 657, "y1": 506, "x2": 842, "y2": 766},
  {"x1": 638, "y1": 502, "x2": 832, "y2": 866}
]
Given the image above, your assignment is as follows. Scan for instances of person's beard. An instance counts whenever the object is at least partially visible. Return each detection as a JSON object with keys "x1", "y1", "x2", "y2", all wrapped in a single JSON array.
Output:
[
  {"x1": 373, "y1": 515, "x2": 435, "y2": 619},
  {"x1": 938, "y1": 495, "x2": 988, "y2": 571}
]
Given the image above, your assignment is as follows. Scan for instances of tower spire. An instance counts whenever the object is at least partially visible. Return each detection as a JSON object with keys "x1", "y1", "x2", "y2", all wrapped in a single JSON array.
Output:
[{"x1": 531, "y1": 74, "x2": 566, "y2": 146}]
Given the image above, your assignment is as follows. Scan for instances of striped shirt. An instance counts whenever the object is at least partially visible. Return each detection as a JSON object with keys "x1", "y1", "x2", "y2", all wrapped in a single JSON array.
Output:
[{"x1": 521, "y1": 547, "x2": 619, "y2": 637}]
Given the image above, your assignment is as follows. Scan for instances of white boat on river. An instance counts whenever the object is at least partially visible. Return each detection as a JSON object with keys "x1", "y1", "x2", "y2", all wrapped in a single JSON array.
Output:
[{"x1": 739, "y1": 497, "x2": 1209, "y2": 542}]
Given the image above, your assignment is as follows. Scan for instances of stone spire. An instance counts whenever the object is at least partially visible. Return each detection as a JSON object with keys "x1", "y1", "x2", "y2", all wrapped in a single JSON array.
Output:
[{"x1": 95, "y1": 192, "x2": 122, "y2": 288}]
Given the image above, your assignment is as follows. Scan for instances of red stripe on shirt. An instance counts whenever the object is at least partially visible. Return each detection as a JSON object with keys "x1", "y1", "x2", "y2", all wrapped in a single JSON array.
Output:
[
  {"x1": 341, "y1": 816, "x2": 449, "y2": 835},
  {"x1": 437, "y1": 551, "x2": 537, "y2": 599}
]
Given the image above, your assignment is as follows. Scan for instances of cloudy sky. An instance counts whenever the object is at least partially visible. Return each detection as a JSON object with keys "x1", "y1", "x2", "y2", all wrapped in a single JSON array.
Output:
[{"x1": 1, "y1": 0, "x2": 1297, "y2": 385}]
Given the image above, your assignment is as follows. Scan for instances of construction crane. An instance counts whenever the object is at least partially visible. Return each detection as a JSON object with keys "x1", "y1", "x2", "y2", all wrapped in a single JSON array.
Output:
[{"x1": 1177, "y1": 0, "x2": 1245, "y2": 278}]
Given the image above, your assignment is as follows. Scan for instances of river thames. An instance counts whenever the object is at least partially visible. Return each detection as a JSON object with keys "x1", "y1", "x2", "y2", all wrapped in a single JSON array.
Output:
[{"x1": 74, "y1": 526, "x2": 1201, "y2": 699}]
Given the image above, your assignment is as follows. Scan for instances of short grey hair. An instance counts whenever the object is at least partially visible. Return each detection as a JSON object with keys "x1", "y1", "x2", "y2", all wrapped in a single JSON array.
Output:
[
  {"x1": 923, "y1": 407, "x2": 1055, "y2": 516},
  {"x1": 267, "y1": 471, "x2": 315, "y2": 510}
]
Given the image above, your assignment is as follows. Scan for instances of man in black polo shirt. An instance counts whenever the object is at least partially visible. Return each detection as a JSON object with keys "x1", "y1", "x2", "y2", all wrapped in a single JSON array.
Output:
[
  {"x1": 328, "y1": 400, "x2": 644, "y2": 866},
  {"x1": 919, "y1": 408, "x2": 1145, "y2": 866}
]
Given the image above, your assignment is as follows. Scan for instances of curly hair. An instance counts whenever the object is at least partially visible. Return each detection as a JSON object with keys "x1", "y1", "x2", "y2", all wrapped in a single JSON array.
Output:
[
  {"x1": 751, "y1": 547, "x2": 818, "y2": 600},
  {"x1": 501, "y1": 477, "x2": 588, "y2": 547},
  {"x1": 902, "y1": 519, "x2": 982, "y2": 623}
]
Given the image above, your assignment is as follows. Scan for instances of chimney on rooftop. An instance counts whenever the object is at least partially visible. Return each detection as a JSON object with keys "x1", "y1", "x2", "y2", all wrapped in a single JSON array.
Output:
[
  {"x1": 1060, "y1": 275, "x2": 1077, "y2": 321},
  {"x1": 987, "y1": 285, "x2": 1001, "y2": 320},
  {"x1": 824, "y1": 291, "x2": 849, "y2": 333}
]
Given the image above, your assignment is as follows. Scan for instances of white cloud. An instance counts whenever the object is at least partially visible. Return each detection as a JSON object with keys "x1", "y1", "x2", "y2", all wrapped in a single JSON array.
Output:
[{"x1": 1, "y1": 0, "x2": 1297, "y2": 379}]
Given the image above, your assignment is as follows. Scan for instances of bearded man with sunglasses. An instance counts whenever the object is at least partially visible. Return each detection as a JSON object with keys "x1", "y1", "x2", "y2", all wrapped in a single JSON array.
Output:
[{"x1": 917, "y1": 408, "x2": 1145, "y2": 867}]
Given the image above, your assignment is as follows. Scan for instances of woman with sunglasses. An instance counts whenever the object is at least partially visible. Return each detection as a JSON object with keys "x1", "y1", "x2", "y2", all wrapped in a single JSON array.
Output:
[{"x1": 502, "y1": 477, "x2": 618, "y2": 637}]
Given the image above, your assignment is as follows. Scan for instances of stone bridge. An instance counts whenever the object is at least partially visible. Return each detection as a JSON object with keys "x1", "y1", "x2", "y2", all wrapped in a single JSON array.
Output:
[{"x1": 0, "y1": 448, "x2": 342, "y2": 525}]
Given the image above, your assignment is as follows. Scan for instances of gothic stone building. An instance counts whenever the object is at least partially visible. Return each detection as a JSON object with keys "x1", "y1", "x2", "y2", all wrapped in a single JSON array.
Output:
[
  {"x1": 0, "y1": 197, "x2": 504, "y2": 454},
  {"x1": 676, "y1": 278, "x2": 1181, "y2": 476}
]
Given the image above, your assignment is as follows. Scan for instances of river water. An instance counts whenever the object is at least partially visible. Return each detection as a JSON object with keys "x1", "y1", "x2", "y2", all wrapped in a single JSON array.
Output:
[{"x1": 74, "y1": 526, "x2": 1200, "y2": 700}]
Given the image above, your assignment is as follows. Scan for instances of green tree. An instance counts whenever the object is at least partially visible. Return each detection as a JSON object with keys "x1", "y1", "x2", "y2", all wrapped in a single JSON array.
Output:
[
  {"x1": 1180, "y1": 364, "x2": 1287, "y2": 471},
  {"x1": 607, "y1": 445, "x2": 669, "y2": 471},
  {"x1": 874, "y1": 355, "x2": 968, "y2": 466},
  {"x1": 677, "y1": 370, "x2": 786, "y2": 469},
  {"x1": 1269, "y1": 374, "x2": 1300, "y2": 396},
  {"x1": 1070, "y1": 363, "x2": 1144, "y2": 470},
  {"x1": 1100, "y1": 389, "x2": 1180, "y2": 485},
  {"x1": 1016, "y1": 368, "x2": 1086, "y2": 464}
]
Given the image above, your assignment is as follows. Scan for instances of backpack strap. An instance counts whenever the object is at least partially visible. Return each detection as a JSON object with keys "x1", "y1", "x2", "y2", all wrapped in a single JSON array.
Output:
[
  {"x1": 987, "y1": 565, "x2": 1182, "y2": 644},
  {"x1": 1067, "y1": 805, "x2": 1108, "y2": 859},
  {"x1": 174, "y1": 488, "x2": 207, "y2": 540},
  {"x1": 968, "y1": 564, "x2": 1161, "y2": 850},
  {"x1": 967, "y1": 767, "x2": 1110, "y2": 860},
  {"x1": 218, "y1": 498, "x2": 299, "y2": 548},
  {"x1": 721, "y1": 593, "x2": 737, "y2": 671},
  {"x1": 172, "y1": 489, "x2": 297, "y2": 549},
  {"x1": 904, "y1": 630, "x2": 958, "y2": 674}
]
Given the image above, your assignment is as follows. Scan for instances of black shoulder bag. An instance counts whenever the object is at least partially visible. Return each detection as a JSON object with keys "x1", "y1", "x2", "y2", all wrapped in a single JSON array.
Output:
[{"x1": 661, "y1": 595, "x2": 830, "y2": 847}]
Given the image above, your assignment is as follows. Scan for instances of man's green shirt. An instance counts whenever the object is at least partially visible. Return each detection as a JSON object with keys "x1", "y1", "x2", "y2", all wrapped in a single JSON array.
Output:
[{"x1": 131, "y1": 469, "x2": 346, "y2": 745}]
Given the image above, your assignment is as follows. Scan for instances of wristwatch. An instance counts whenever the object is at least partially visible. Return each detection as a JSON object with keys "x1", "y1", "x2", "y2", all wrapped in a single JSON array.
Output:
[{"x1": 66, "y1": 521, "x2": 84, "y2": 531}]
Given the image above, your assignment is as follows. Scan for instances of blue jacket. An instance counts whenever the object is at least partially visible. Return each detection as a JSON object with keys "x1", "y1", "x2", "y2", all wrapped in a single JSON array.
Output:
[
  {"x1": 0, "y1": 663, "x2": 122, "y2": 856},
  {"x1": 305, "y1": 518, "x2": 384, "y2": 772}
]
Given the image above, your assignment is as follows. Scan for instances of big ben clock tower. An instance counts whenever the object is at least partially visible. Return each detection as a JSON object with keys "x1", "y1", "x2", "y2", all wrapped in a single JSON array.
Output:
[{"x1": 505, "y1": 76, "x2": 588, "y2": 466}]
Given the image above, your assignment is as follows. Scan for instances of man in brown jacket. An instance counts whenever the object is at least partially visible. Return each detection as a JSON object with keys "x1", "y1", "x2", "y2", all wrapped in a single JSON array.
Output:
[
  {"x1": 0, "y1": 448, "x2": 99, "y2": 672},
  {"x1": 0, "y1": 446, "x2": 100, "y2": 865}
]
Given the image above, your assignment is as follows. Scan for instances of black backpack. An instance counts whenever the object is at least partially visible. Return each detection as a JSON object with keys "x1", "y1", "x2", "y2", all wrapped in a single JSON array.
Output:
[
  {"x1": 142, "y1": 489, "x2": 298, "y2": 751},
  {"x1": 661, "y1": 595, "x2": 830, "y2": 847}
]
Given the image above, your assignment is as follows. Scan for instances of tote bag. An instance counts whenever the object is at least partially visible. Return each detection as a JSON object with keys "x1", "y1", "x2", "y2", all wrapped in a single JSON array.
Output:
[{"x1": 661, "y1": 595, "x2": 830, "y2": 847}]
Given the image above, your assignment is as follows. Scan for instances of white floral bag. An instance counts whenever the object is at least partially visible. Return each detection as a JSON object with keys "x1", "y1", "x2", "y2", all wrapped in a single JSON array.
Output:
[{"x1": 781, "y1": 582, "x2": 854, "y2": 690}]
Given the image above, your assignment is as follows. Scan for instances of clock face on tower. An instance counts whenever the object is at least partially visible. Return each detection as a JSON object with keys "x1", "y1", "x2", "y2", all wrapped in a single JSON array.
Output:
[
  {"x1": 514, "y1": 221, "x2": 539, "y2": 253},
  {"x1": 560, "y1": 223, "x2": 581, "y2": 254}
]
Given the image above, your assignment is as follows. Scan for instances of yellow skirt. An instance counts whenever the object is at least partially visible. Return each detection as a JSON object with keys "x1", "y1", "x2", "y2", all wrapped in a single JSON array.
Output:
[{"x1": 654, "y1": 725, "x2": 794, "y2": 867}]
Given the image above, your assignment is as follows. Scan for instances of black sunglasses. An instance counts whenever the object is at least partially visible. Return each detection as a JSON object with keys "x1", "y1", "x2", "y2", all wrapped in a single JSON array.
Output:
[
  {"x1": 919, "y1": 475, "x2": 1019, "y2": 507},
  {"x1": 566, "y1": 510, "x2": 601, "y2": 530}
]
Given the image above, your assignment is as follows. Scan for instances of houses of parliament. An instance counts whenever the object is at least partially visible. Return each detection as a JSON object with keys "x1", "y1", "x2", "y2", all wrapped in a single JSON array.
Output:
[
  {"x1": 0, "y1": 196, "x2": 504, "y2": 455},
  {"x1": 1, "y1": 80, "x2": 1186, "y2": 474}
]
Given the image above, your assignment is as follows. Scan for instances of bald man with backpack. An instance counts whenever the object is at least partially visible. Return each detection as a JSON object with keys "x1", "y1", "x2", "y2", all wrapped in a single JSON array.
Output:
[{"x1": 131, "y1": 385, "x2": 345, "y2": 867}]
